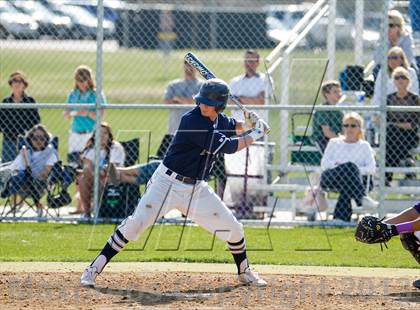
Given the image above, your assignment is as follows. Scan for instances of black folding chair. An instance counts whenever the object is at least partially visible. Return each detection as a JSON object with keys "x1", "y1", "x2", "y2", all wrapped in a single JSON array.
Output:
[
  {"x1": 99, "y1": 138, "x2": 141, "y2": 222},
  {"x1": 0, "y1": 136, "x2": 61, "y2": 219}
]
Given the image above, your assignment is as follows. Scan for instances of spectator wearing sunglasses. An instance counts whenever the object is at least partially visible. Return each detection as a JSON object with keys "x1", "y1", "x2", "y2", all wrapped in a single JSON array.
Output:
[
  {"x1": 0, "y1": 71, "x2": 41, "y2": 163},
  {"x1": 373, "y1": 10, "x2": 416, "y2": 70},
  {"x1": 372, "y1": 47, "x2": 418, "y2": 106},
  {"x1": 2, "y1": 124, "x2": 58, "y2": 199},
  {"x1": 64, "y1": 65, "x2": 106, "y2": 167},
  {"x1": 320, "y1": 112, "x2": 378, "y2": 222},
  {"x1": 385, "y1": 66, "x2": 420, "y2": 185}
]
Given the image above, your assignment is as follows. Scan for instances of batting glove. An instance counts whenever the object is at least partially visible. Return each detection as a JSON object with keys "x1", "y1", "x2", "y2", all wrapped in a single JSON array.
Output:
[
  {"x1": 256, "y1": 119, "x2": 270, "y2": 134},
  {"x1": 248, "y1": 119, "x2": 270, "y2": 141}
]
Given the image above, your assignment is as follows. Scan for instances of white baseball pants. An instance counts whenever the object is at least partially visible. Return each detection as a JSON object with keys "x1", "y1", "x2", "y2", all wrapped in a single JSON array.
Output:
[{"x1": 118, "y1": 163, "x2": 244, "y2": 244}]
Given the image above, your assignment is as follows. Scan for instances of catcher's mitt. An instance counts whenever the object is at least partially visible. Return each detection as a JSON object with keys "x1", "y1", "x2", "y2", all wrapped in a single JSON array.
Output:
[{"x1": 355, "y1": 216, "x2": 394, "y2": 246}]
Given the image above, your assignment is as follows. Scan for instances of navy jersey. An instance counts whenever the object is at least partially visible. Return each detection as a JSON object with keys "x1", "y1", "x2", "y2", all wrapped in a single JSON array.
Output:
[{"x1": 163, "y1": 106, "x2": 238, "y2": 180}]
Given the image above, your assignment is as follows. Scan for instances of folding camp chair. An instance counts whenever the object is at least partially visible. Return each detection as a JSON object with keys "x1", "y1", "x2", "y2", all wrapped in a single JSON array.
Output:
[{"x1": 99, "y1": 138, "x2": 141, "y2": 221}]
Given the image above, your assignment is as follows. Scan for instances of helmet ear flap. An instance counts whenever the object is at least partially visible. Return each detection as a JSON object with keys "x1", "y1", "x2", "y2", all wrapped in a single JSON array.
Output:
[{"x1": 215, "y1": 103, "x2": 226, "y2": 113}]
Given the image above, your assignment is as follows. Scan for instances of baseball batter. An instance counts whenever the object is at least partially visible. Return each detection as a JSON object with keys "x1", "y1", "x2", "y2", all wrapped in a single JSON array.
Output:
[{"x1": 81, "y1": 78, "x2": 270, "y2": 287}]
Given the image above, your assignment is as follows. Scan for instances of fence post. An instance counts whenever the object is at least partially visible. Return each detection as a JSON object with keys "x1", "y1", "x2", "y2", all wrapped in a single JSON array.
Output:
[
  {"x1": 279, "y1": 53, "x2": 290, "y2": 177},
  {"x1": 378, "y1": 0, "x2": 390, "y2": 218},
  {"x1": 327, "y1": 0, "x2": 336, "y2": 80},
  {"x1": 355, "y1": 0, "x2": 364, "y2": 66},
  {"x1": 93, "y1": 0, "x2": 105, "y2": 220}
]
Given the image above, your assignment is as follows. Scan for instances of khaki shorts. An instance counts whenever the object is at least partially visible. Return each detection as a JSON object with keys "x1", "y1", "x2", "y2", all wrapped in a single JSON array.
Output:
[{"x1": 68, "y1": 131, "x2": 92, "y2": 153}]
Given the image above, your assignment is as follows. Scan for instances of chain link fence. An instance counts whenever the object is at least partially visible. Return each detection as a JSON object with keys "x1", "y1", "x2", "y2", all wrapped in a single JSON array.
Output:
[{"x1": 0, "y1": 0, "x2": 419, "y2": 225}]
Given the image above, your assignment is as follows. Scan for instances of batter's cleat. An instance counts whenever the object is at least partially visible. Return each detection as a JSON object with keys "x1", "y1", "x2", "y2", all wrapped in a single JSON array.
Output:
[
  {"x1": 238, "y1": 267, "x2": 267, "y2": 287},
  {"x1": 413, "y1": 279, "x2": 420, "y2": 289},
  {"x1": 80, "y1": 266, "x2": 98, "y2": 287},
  {"x1": 361, "y1": 196, "x2": 379, "y2": 209}
]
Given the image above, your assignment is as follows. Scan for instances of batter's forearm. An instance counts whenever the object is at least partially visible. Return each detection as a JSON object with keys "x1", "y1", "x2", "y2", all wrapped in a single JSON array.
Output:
[
  {"x1": 384, "y1": 203, "x2": 420, "y2": 224},
  {"x1": 236, "y1": 135, "x2": 255, "y2": 152}
]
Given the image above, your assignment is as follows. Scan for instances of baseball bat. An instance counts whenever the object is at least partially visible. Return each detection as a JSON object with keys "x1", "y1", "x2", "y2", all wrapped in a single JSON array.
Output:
[{"x1": 184, "y1": 52, "x2": 249, "y2": 114}]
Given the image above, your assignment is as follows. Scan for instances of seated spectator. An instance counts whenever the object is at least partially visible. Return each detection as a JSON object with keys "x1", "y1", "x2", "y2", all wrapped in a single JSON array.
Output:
[
  {"x1": 312, "y1": 80, "x2": 344, "y2": 152},
  {"x1": 79, "y1": 122, "x2": 125, "y2": 217},
  {"x1": 373, "y1": 47, "x2": 419, "y2": 106},
  {"x1": 1, "y1": 124, "x2": 58, "y2": 204},
  {"x1": 320, "y1": 112, "x2": 378, "y2": 222},
  {"x1": 385, "y1": 67, "x2": 420, "y2": 185},
  {"x1": 0, "y1": 71, "x2": 40, "y2": 163},
  {"x1": 373, "y1": 10, "x2": 416, "y2": 70},
  {"x1": 369, "y1": 47, "x2": 419, "y2": 144}
]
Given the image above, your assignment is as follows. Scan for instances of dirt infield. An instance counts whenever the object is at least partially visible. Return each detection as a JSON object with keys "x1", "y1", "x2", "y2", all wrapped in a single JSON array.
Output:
[{"x1": 1, "y1": 263, "x2": 419, "y2": 309}]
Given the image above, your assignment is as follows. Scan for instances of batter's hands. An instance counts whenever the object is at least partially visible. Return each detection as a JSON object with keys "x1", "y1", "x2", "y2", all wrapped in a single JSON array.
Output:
[
  {"x1": 255, "y1": 119, "x2": 270, "y2": 135},
  {"x1": 248, "y1": 119, "x2": 270, "y2": 141},
  {"x1": 244, "y1": 110, "x2": 259, "y2": 128}
]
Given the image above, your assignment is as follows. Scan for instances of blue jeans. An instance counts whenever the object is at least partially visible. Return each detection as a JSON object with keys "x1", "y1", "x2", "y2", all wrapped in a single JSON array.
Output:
[
  {"x1": 320, "y1": 162, "x2": 368, "y2": 222},
  {"x1": 135, "y1": 161, "x2": 161, "y2": 185},
  {"x1": 2, "y1": 138, "x2": 17, "y2": 163}
]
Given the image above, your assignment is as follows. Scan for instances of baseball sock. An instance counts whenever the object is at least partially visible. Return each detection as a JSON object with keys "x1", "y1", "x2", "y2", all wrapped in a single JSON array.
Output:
[
  {"x1": 228, "y1": 238, "x2": 249, "y2": 274},
  {"x1": 90, "y1": 229, "x2": 128, "y2": 273}
]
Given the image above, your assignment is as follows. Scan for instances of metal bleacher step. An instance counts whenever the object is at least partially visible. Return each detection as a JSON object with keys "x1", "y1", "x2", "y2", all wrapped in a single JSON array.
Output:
[{"x1": 253, "y1": 197, "x2": 419, "y2": 215}]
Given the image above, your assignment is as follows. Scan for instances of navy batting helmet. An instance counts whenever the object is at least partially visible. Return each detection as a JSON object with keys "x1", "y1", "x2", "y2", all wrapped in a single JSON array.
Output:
[{"x1": 194, "y1": 78, "x2": 229, "y2": 109}]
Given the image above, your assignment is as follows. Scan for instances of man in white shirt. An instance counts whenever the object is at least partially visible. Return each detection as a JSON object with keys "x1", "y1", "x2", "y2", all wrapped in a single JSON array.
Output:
[
  {"x1": 225, "y1": 50, "x2": 272, "y2": 218},
  {"x1": 229, "y1": 50, "x2": 272, "y2": 122}
]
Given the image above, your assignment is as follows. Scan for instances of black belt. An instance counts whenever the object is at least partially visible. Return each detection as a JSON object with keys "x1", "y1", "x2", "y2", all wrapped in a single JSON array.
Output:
[
  {"x1": 165, "y1": 169, "x2": 197, "y2": 185},
  {"x1": 74, "y1": 131, "x2": 91, "y2": 134}
]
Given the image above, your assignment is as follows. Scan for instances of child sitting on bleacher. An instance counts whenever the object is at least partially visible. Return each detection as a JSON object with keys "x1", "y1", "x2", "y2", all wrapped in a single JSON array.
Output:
[{"x1": 312, "y1": 80, "x2": 344, "y2": 152}]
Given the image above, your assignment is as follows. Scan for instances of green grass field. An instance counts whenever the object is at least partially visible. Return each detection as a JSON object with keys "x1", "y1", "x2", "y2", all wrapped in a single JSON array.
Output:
[{"x1": 0, "y1": 223, "x2": 418, "y2": 268}]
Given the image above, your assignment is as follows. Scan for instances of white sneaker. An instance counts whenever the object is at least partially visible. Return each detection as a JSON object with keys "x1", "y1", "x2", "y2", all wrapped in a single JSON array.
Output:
[
  {"x1": 80, "y1": 266, "x2": 98, "y2": 287},
  {"x1": 238, "y1": 267, "x2": 267, "y2": 287},
  {"x1": 361, "y1": 196, "x2": 379, "y2": 209}
]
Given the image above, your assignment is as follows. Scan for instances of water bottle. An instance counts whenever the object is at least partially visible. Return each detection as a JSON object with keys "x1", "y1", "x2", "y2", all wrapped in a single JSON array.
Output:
[{"x1": 356, "y1": 91, "x2": 365, "y2": 105}]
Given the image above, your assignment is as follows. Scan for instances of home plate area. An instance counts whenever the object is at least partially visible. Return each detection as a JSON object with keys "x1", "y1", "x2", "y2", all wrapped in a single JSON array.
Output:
[{"x1": 1, "y1": 271, "x2": 419, "y2": 309}]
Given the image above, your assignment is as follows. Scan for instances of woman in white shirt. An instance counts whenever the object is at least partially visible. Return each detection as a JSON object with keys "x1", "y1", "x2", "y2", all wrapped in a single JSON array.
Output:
[
  {"x1": 2, "y1": 124, "x2": 58, "y2": 202},
  {"x1": 320, "y1": 112, "x2": 378, "y2": 222},
  {"x1": 79, "y1": 122, "x2": 125, "y2": 217}
]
